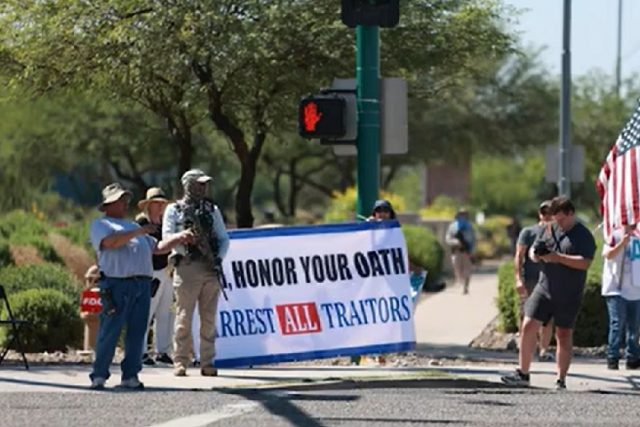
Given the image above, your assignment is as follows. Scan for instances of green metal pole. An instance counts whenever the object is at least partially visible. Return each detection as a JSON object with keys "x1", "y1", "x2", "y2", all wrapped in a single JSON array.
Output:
[
  {"x1": 356, "y1": 25, "x2": 381, "y2": 220},
  {"x1": 352, "y1": 25, "x2": 380, "y2": 365}
]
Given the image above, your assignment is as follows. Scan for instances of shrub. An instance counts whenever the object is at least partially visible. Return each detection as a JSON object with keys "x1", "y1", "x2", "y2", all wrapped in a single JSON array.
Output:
[
  {"x1": 419, "y1": 195, "x2": 459, "y2": 220},
  {"x1": 57, "y1": 219, "x2": 94, "y2": 253},
  {"x1": 0, "y1": 288, "x2": 82, "y2": 352},
  {"x1": 573, "y1": 251, "x2": 607, "y2": 346},
  {"x1": 0, "y1": 240, "x2": 12, "y2": 268},
  {"x1": 324, "y1": 187, "x2": 406, "y2": 223},
  {"x1": 0, "y1": 210, "x2": 48, "y2": 239},
  {"x1": 0, "y1": 263, "x2": 82, "y2": 300},
  {"x1": 9, "y1": 234, "x2": 62, "y2": 264},
  {"x1": 475, "y1": 215, "x2": 512, "y2": 260},
  {"x1": 496, "y1": 262, "x2": 519, "y2": 333},
  {"x1": 402, "y1": 225, "x2": 444, "y2": 285}
]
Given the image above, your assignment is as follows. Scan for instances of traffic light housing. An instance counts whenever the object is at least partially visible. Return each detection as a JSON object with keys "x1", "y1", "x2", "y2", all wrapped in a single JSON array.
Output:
[
  {"x1": 298, "y1": 92, "x2": 357, "y2": 143},
  {"x1": 341, "y1": 0, "x2": 400, "y2": 28}
]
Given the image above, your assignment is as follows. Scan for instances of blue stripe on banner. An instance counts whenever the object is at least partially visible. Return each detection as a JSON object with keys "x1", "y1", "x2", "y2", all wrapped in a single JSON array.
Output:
[
  {"x1": 228, "y1": 220, "x2": 401, "y2": 240},
  {"x1": 214, "y1": 341, "x2": 415, "y2": 368}
]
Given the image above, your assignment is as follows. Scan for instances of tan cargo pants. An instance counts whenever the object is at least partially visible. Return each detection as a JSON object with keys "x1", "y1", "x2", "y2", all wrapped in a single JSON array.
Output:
[{"x1": 172, "y1": 259, "x2": 221, "y2": 369}]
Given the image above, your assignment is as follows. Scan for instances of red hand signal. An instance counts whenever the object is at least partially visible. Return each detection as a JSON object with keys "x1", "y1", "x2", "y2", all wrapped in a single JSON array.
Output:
[{"x1": 303, "y1": 102, "x2": 323, "y2": 132}]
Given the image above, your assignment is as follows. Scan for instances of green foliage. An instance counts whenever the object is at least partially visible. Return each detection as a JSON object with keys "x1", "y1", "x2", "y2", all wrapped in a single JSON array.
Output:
[
  {"x1": 324, "y1": 188, "x2": 406, "y2": 223},
  {"x1": 573, "y1": 239, "x2": 606, "y2": 346},
  {"x1": 470, "y1": 155, "x2": 549, "y2": 217},
  {"x1": 475, "y1": 215, "x2": 512, "y2": 261},
  {"x1": 0, "y1": 240, "x2": 11, "y2": 268},
  {"x1": 496, "y1": 262, "x2": 519, "y2": 333},
  {"x1": 57, "y1": 219, "x2": 94, "y2": 253},
  {"x1": 1, "y1": 288, "x2": 82, "y2": 352},
  {"x1": 402, "y1": 225, "x2": 444, "y2": 285},
  {"x1": 0, "y1": 210, "x2": 48, "y2": 239},
  {"x1": 0, "y1": 263, "x2": 81, "y2": 300},
  {"x1": 419, "y1": 196, "x2": 459, "y2": 220}
]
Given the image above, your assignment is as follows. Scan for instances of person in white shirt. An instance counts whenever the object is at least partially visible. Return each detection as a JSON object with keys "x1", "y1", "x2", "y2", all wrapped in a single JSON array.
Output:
[{"x1": 602, "y1": 224, "x2": 640, "y2": 370}]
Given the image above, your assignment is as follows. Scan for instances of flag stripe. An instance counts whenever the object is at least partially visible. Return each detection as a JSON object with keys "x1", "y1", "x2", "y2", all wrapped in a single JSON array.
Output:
[{"x1": 597, "y1": 101, "x2": 640, "y2": 244}]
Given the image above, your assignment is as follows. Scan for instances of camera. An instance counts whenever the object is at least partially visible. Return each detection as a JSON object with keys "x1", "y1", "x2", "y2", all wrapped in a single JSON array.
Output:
[{"x1": 533, "y1": 240, "x2": 550, "y2": 256}]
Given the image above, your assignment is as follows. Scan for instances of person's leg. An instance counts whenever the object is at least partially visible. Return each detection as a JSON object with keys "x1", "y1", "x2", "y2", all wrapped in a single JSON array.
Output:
[
  {"x1": 154, "y1": 269, "x2": 175, "y2": 356},
  {"x1": 555, "y1": 326, "x2": 574, "y2": 380},
  {"x1": 90, "y1": 279, "x2": 127, "y2": 381},
  {"x1": 624, "y1": 299, "x2": 640, "y2": 365},
  {"x1": 451, "y1": 254, "x2": 463, "y2": 287},
  {"x1": 192, "y1": 302, "x2": 201, "y2": 363},
  {"x1": 173, "y1": 264, "x2": 200, "y2": 372},
  {"x1": 142, "y1": 276, "x2": 162, "y2": 356},
  {"x1": 198, "y1": 270, "x2": 221, "y2": 370},
  {"x1": 121, "y1": 278, "x2": 151, "y2": 380},
  {"x1": 462, "y1": 254, "x2": 472, "y2": 294},
  {"x1": 538, "y1": 319, "x2": 554, "y2": 359},
  {"x1": 605, "y1": 296, "x2": 623, "y2": 364},
  {"x1": 519, "y1": 316, "x2": 542, "y2": 374}
]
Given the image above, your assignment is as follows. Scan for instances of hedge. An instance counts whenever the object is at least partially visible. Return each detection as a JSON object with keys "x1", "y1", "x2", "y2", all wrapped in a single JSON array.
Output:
[
  {"x1": 0, "y1": 288, "x2": 82, "y2": 352},
  {"x1": 402, "y1": 224, "x2": 444, "y2": 286},
  {"x1": 496, "y1": 253, "x2": 607, "y2": 346},
  {"x1": 496, "y1": 262, "x2": 520, "y2": 333},
  {"x1": 0, "y1": 263, "x2": 82, "y2": 301}
]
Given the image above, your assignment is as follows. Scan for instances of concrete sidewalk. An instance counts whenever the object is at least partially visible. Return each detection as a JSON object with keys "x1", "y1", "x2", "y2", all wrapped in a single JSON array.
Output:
[
  {"x1": 0, "y1": 359, "x2": 637, "y2": 394},
  {"x1": 414, "y1": 263, "x2": 500, "y2": 349}
]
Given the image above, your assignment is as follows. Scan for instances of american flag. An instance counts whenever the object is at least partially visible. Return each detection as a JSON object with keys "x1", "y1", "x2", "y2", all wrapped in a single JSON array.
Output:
[{"x1": 597, "y1": 100, "x2": 640, "y2": 244}]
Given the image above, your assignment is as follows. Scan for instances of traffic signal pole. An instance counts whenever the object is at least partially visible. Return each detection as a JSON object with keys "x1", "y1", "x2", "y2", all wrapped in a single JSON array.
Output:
[{"x1": 355, "y1": 25, "x2": 381, "y2": 219}]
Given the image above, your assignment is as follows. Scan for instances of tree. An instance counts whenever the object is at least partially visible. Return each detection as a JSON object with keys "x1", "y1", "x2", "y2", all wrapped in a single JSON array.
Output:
[{"x1": 1, "y1": 0, "x2": 514, "y2": 227}]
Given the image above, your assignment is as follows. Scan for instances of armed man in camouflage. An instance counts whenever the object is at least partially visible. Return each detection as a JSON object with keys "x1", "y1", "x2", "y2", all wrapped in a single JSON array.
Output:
[{"x1": 163, "y1": 169, "x2": 230, "y2": 377}]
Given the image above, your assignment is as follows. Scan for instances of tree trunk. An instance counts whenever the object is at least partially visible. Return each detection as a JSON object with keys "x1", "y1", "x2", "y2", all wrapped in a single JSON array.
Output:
[{"x1": 167, "y1": 113, "x2": 193, "y2": 178}]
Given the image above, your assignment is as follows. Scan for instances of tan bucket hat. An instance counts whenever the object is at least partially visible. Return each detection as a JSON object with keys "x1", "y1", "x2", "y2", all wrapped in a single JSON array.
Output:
[
  {"x1": 137, "y1": 187, "x2": 170, "y2": 209},
  {"x1": 99, "y1": 183, "x2": 132, "y2": 211}
]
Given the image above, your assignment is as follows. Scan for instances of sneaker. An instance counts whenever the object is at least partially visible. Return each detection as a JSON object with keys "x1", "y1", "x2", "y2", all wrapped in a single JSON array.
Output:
[
  {"x1": 201, "y1": 366, "x2": 218, "y2": 377},
  {"x1": 555, "y1": 378, "x2": 566, "y2": 391},
  {"x1": 192, "y1": 359, "x2": 200, "y2": 368},
  {"x1": 538, "y1": 352, "x2": 555, "y2": 362},
  {"x1": 155, "y1": 353, "x2": 173, "y2": 365},
  {"x1": 142, "y1": 353, "x2": 156, "y2": 366},
  {"x1": 626, "y1": 359, "x2": 640, "y2": 370},
  {"x1": 90, "y1": 377, "x2": 106, "y2": 390},
  {"x1": 174, "y1": 366, "x2": 187, "y2": 377},
  {"x1": 607, "y1": 359, "x2": 619, "y2": 370},
  {"x1": 118, "y1": 377, "x2": 144, "y2": 390},
  {"x1": 500, "y1": 369, "x2": 530, "y2": 387}
]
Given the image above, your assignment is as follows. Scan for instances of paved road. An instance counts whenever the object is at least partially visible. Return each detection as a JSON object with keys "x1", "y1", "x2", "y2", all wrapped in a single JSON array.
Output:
[{"x1": 2, "y1": 379, "x2": 639, "y2": 427}]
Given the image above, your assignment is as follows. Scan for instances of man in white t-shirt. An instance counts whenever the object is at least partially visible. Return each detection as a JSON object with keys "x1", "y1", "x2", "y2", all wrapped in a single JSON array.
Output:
[{"x1": 602, "y1": 224, "x2": 640, "y2": 370}]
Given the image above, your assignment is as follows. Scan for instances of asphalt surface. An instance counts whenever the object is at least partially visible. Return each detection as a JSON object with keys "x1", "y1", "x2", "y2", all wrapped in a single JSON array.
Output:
[{"x1": 3, "y1": 379, "x2": 640, "y2": 427}]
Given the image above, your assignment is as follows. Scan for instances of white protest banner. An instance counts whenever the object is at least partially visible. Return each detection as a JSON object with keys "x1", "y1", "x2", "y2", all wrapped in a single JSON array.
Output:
[{"x1": 209, "y1": 220, "x2": 416, "y2": 368}]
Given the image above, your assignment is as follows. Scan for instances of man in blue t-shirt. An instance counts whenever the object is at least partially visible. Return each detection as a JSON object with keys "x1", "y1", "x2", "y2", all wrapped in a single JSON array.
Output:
[{"x1": 88, "y1": 183, "x2": 192, "y2": 391}]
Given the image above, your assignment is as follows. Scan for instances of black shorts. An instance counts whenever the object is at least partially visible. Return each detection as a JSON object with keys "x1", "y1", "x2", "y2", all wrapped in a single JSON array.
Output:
[{"x1": 524, "y1": 288, "x2": 582, "y2": 329}]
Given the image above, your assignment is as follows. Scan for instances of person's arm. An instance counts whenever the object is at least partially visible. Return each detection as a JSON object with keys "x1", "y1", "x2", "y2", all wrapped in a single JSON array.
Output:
[
  {"x1": 156, "y1": 230, "x2": 193, "y2": 254},
  {"x1": 602, "y1": 233, "x2": 629, "y2": 260},
  {"x1": 540, "y1": 229, "x2": 597, "y2": 271},
  {"x1": 514, "y1": 243, "x2": 528, "y2": 296},
  {"x1": 540, "y1": 252, "x2": 592, "y2": 270},
  {"x1": 213, "y1": 208, "x2": 230, "y2": 259},
  {"x1": 445, "y1": 222, "x2": 461, "y2": 247},
  {"x1": 100, "y1": 224, "x2": 156, "y2": 250}
]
